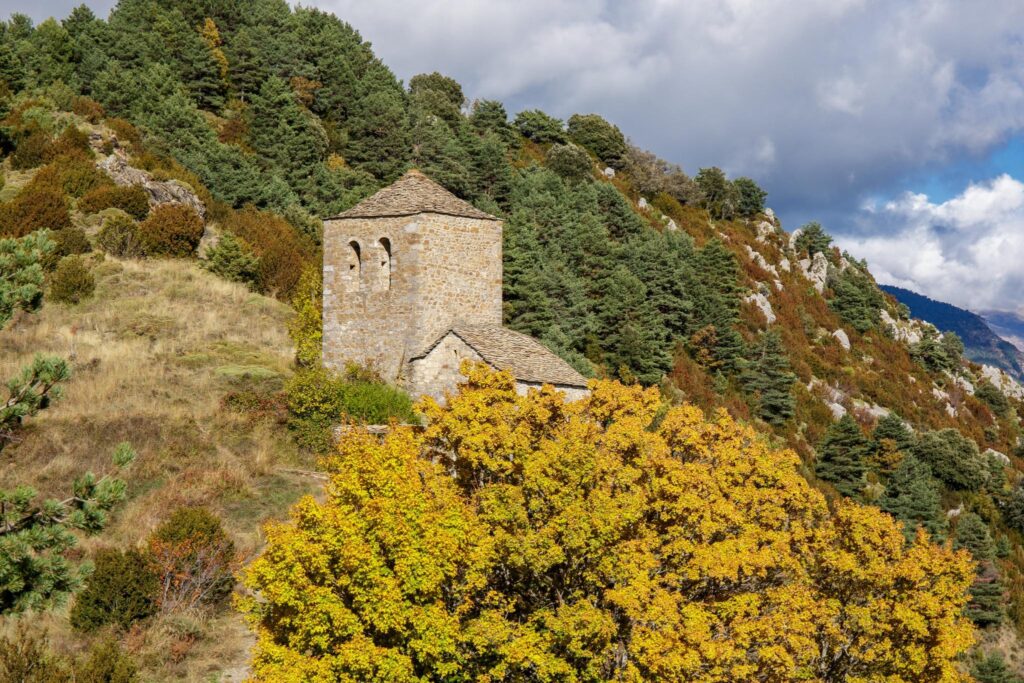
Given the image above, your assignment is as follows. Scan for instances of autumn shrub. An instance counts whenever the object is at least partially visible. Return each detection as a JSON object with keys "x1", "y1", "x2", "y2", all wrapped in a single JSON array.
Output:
[
  {"x1": 0, "y1": 623, "x2": 73, "y2": 681},
  {"x1": 57, "y1": 156, "x2": 110, "y2": 197},
  {"x1": 288, "y1": 265, "x2": 322, "y2": 368},
  {"x1": 48, "y1": 255, "x2": 95, "y2": 303},
  {"x1": 137, "y1": 204, "x2": 203, "y2": 257},
  {"x1": 71, "y1": 95, "x2": 105, "y2": 123},
  {"x1": 149, "y1": 507, "x2": 237, "y2": 612},
  {"x1": 97, "y1": 212, "x2": 145, "y2": 258},
  {"x1": 241, "y1": 364, "x2": 975, "y2": 682},
  {"x1": 223, "y1": 206, "x2": 313, "y2": 298},
  {"x1": 78, "y1": 184, "x2": 150, "y2": 220},
  {"x1": 70, "y1": 548, "x2": 160, "y2": 632},
  {"x1": 47, "y1": 125, "x2": 92, "y2": 160},
  {"x1": 0, "y1": 180, "x2": 71, "y2": 237},
  {"x1": 10, "y1": 126, "x2": 51, "y2": 170}
]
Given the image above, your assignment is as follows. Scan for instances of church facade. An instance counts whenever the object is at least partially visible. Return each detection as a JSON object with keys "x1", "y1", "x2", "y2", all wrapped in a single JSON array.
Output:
[{"x1": 322, "y1": 169, "x2": 589, "y2": 401}]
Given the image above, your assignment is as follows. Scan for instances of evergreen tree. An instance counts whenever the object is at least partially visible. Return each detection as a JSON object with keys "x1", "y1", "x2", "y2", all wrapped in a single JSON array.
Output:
[
  {"x1": 694, "y1": 166, "x2": 738, "y2": 220},
  {"x1": 742, "y1": 330, "x2": 796, "y2": 425},
  {"x1": 794, "y1": 221, "x2": 832, "y2": 257},
  {"x1": 566, "y1": 113, "x2": 626, "y2": 168},
  {"x1": 913, "y1": 428, "x2": 985, "y2": 491},
  {"x1": 872, "y1": 413, "x2": 915, "y2": 454},
  {"x1": 594, "y1": 266, "x2": 671, "y2": 384},
  {"x1": 732, "y1": 177, "x2": 767, "y2": 217},
  {"x1": 879, "y1": 454, "x2": 945, "y2": 542},
  {"x1": 972, "y1": 653, "x2": 1024, "y2": 683},
  {"x1": 344, "y1": 86, "x2": 409, "y2": 181},
  {"x1": 815, "y1": 414, "x2": 870, "y2": 498}
]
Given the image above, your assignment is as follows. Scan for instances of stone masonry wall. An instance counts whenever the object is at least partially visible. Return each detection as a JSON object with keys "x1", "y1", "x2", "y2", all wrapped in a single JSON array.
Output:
[
  {"x1": 322, "y1": 212, "x2": 502, "y2": 385},
  {"x1": 407, "y1": 333, "x2": 482, "y2": 401}
]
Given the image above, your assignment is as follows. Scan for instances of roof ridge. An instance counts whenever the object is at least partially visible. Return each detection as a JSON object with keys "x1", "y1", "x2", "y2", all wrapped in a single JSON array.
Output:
[{"x1": 328, "y1": 169, "x2": 498, "y2": 221}]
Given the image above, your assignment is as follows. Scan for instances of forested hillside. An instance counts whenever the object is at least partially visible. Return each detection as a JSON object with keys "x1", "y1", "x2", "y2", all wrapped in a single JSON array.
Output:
[{"x1": 1, "y1": 1, "x2": 1024, "y2": 680}]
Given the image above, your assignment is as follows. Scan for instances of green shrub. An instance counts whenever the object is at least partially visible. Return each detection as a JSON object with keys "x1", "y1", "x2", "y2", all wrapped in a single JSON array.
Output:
[
  {"x1": 342, "y1": 381, "x2": 419, "y2": 424},
  {"x1": 77, "y1": 639, "x2": 138, "y2": 683},
  {"x1": 42, "y1": 226, "x2": 91, "y2": 269},
  {"x1": 97, "y1": 212, "x2": 145, "y2": 258},
  {"x1": 78, "y1": 184, "x2": 150, "y2": 220},
  {"x1": 149, "y1": 507, "x2": 236, "y2": 610},
  {"x1": 202, "y1": 232, "x2": 259, "y2": 287},
  {"x1": 70, "y1": 548, "x2": 159, "y2": 632},
  {"x1": 48, "y1": 255, "x2": 95, "y2": 303},
  {"x1": 138, "y1": 204, "x2": 204, "y2": 257},
  {"x1": 976, "y1": 380, "x2": 1011, "y2": 418}
]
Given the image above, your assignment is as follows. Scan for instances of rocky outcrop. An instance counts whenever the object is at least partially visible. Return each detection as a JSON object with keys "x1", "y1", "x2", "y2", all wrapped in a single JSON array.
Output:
[
  {"x1": 798, "y1": 252, "x2": 829, "y2": 293},
  {"x1": 832, "y1": 328, "x2": 850, "y2": 351},
  {"x1": 984, "y1": 448, "x2": 1010, "y2": 465},
  {"x1": 603, "y1": 167, "x2": 615, "y2": 178},
  {"x1": 96, "y1": 154, "x2": 207, "y2": 220},
  {"x1": 744, "y1": 291, "x2": 776, "y2": 325},
  {"x1": 980, "y1": 364, "x2": 1024, "y2": 400},
  {"x1": 638, "y1": 197, "x2": 649, "y2": 209},
  {"x1": 755, "y1": 220, "x2": 777, "y2": 243},
  {"x1": 879, "y1": 308, "x2": 925, "y2": 345},
  {"x1": 745, "y1": 245, "x2": 782, "y2": 290}
]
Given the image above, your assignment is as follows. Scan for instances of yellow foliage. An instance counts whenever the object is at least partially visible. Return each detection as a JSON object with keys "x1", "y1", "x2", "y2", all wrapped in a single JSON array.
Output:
[
  {"x1": 240, "y1": 363, "x2": 975, "y2": 682},
  {"x1": 287, "y1": 265, "x2": 321, "y2": 368}
]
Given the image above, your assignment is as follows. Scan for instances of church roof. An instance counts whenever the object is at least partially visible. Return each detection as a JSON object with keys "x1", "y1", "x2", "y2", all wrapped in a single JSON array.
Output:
[
  {"x1": 329, "y1": 169, "x2": 498, "y2": 221},
  {"x1": 413, "y1": 322, "x2": 590, "y2": 389}
]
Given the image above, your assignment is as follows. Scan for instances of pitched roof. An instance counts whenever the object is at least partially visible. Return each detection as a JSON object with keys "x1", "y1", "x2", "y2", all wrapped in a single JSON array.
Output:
[
  {"x1": 413, "y1": 322, "x2": 589, "y2": 388},
  {"x1": 329, "y1": 169, "x2": 498, "y2": 221}
]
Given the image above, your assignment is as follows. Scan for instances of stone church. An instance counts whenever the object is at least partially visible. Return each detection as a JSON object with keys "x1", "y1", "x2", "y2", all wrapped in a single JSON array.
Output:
[{"x1": 322, "y1": 169, "x2": 589, "y2": 402}]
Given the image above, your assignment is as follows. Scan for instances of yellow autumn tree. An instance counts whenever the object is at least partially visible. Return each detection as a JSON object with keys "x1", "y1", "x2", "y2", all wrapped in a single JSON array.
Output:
[{"x1": 239, "y1": 364, "x2": 975, "y2": 682}]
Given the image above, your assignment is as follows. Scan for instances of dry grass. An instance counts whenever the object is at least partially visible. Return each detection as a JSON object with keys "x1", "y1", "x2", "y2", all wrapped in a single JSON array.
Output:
[{"x1": 0, "y1": 256, "x2": 320, "y2": 681}]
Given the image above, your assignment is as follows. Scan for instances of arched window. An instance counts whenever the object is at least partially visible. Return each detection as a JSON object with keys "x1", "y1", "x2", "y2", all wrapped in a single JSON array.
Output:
[
  {"x1": 347, "y1": 240, "x2": 362, "y2": 291},
  {"x1": 378, "y1": 237, "x2": 392, "y2": 291}
]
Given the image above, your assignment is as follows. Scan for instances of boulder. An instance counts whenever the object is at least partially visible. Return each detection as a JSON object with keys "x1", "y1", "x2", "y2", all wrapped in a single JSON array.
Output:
[
  {"x1": 638, "y1": 197, "x2": 649, "y2": 209},
  {"x1": 603, "y1": 167, "x2": 615, "y2": 178},
  {"x1": 755, "y1": 220, "x2": 776, "y2": 243},
  {"x1": 744, "y1": 291, "x2": 776, "y2": 325},
  {"x1": 798, "y1": 251, "x2": 829, "y2": 293},
  {"x1": 832, "y1": 328, "x2": 850, "y2": 351},
  {"x1": 983, "y1": 448, "x2": 1010, "y2": 465},
  {"x1": 665, "y1": 218, "x2": 679, "y2": 232}
]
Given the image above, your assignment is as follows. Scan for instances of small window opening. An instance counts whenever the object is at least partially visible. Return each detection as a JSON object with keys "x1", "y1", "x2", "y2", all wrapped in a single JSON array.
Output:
[{"x1": 378, "y1": 237, "x2": 392, "y2": 291}]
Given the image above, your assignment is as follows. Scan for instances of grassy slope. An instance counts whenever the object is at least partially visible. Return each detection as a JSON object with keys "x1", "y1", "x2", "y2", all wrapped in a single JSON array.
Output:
[{"x1": 0, "y1": 257, "x2": 319, "y2": 680}]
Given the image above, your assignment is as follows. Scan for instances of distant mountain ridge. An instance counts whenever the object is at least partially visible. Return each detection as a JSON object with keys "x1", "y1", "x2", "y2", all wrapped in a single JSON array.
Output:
[
  {"x1": 982, "y1": 310, "x2": 1024, "y2": 353},
  {"x1": 881, "y1": 285, "x2": 1024, "y2": 381}
]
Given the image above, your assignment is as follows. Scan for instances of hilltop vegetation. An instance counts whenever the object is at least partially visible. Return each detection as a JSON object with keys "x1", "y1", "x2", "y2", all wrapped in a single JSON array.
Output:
[{"x1": 0, "y1": 0, "x2": 1023, "y2": 679}]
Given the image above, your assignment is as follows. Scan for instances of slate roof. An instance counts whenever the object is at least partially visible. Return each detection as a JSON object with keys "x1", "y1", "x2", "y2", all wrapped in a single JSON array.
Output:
[
  {"x1": 329, "y1": 169, "x2": 497, "y2": 221},
  {"x1": 412, "y1": 322, "x2": 590, "y2": 388}
]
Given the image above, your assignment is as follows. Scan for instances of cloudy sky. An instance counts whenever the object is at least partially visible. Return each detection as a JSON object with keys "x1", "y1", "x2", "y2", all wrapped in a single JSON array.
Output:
[{"x1": 7, "y1": 0, "x2": 1024, "y2": 313}]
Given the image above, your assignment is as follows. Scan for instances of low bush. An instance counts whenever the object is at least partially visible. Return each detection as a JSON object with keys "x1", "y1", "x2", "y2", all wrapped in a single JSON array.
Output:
[
  {"x1": 545, "y1": 142, "x2": 593, "y2": 182},
  {"x1": 0, "y1": 182, "x2": 72, "y2": 237},
  {"x1": 149, "y1": 507, "x2": 237, "y2": 611},
  {"x1": 71, "y1": 95, "x2": 106, "y2": 123},
  {"x1": 47, "y1": 125, "x2": 92, "y2": 160},
  {"x1": 57, "y1": 156, "x2": 111, "y2": 197},
  {"x1": 222, "y1": 206, "x2": 313, "y2": 299},
  {"x1": 202, "y1": 232, "x2": 259, "y2": 288},
  {"x1": 0, "y1": 623, "x2": 73, "y2": 681},
  {"x1": 138, "y1": 204, "x2": 204, "y2": 257},
  {"x1": 49, "y1": 255, "x2": 95, "y2": 303},
  {"x1": 77, "y1": 639, "x2": 139, "y2": 683},
  {"x1": 10, "y1": 126, "x2": 51, "y2": 170},
  {"x1": 97, "y1": 212, "x2": 145, "y2": 258},
  {"x1": 285, "y1": 367, "x2": 420, "y2": 451},
  {"x1": 70, "y1": 548, "x2": 160, "y2": 632},
  {"x1": 78, "y1": 184, "x2": 150, "y2": 220},
  {"x1": 42, "y1": 226, "x2": 92, "y2": 269}
]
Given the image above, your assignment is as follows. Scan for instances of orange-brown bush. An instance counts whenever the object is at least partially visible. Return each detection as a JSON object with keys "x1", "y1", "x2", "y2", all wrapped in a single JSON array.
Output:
[
  {"x1": 47, "y1": 125, "x2": 91, "y2": 161},
  {"x1": 105, "y1": 117, "x2": 143, "y2": 154},
  {"x1": 222, "y1": 206, "x2": 314, "y2": 299},
  {"x1": 0, "y1": 176, "x2": 71, "y2": 237},
  {"x1": 71, "y1": 95, "x2": 105, "y2": 123},
  {"x1": 9, "y1": 126, "x2": 51, "y2": 170},
  {"x1": 78, "y1": 184, "x2": 150, "y2": 220},
  {"x1": 138, "y1": 204, "x2": 204, "y2": 257},
  {"x1": 149, "y1": 507, "x2": 238, "y2": 612},
  {"x1": 53, "y1": 156, "x2": 112, "y2": 198}
]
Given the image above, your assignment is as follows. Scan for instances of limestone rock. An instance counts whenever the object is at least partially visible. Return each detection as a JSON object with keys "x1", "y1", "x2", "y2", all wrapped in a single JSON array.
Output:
[
  {"x1": 798, "y1": 251, "x2": 829, "y2": 293},
  {"x1": 764, "y1": 207, "x2": 775, "y2": 221},
  {"x1": 755, "y1": 220, "x2": 776, "y2": 243},
  {"x1": 879, "y1": 308, "x2": 924, "y2": 345},
  {"x1": 832, "y1": 328, "x2": 850, "y2": 351},
  {"x1": 638, "y1": 197, "x2": 649, "y2": 209},
  {"x1": 984, "y1": 448, "x2": 1010, "y2": 465},
  {"x1": 665, "y1": 218, "x2": 679, "y2": 232},
  {"x1": 97, "y1": 154, "x2": 207, "y2": 220},
  {"x1": 788, "y1": 227, "x2": 804, "y2": 251},
  {"x1": 745, "y1": 245, "x2": 779, "y2": 280},
  {"x1": 980, "y1": 364, "x2": 1024, "y2": 400},
  {"x1": 744, "y1": 291, "x2": 776, "y2": 325},
  {"x1": 778, "y1": 257, "x2": 791, "y2": 273},
  {"x1": 603, "y1": 167, "x2": 615, "y2": 178}
]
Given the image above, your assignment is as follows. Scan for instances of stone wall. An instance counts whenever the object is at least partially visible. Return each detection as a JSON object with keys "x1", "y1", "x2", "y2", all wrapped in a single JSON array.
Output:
[
  {"x1": 322, "y1": 212, "x2": 502, "y2": 383},
  {"x1": 406, "y1": 332, "x2": 482, "y2": 401}
]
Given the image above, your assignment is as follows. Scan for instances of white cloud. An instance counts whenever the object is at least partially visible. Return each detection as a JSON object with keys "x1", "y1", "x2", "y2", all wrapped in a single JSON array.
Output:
[{"x1": 839, "y1": 174, "x2": 1024, "y2": 311}]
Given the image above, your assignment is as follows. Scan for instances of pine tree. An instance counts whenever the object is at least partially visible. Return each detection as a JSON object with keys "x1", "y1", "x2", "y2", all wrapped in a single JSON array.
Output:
[
  {"x1": 594, "y1": 266, "x2": 670, "y2": 384},
  {"x1": 955, "y1": 512, "x2": 995, "y2": 561},
  {"x1": 972, "y1": 653, "x2": 1024, "y2": 683},
  {"x1": 742, "y1": 331, "x2": 796, "y2": 425},
  {"x1": 872, "y1": 412, "x2": 915, "y2": 454},
  {"x1": 879, "y1": 454, "x2": 945, "y2": 541},
  {"x1": 815, "y1": 414, "x2": 870, "y2": 498},
  {"x1": 1, "y1": 231, "x2": 54, "y2": 328}
]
